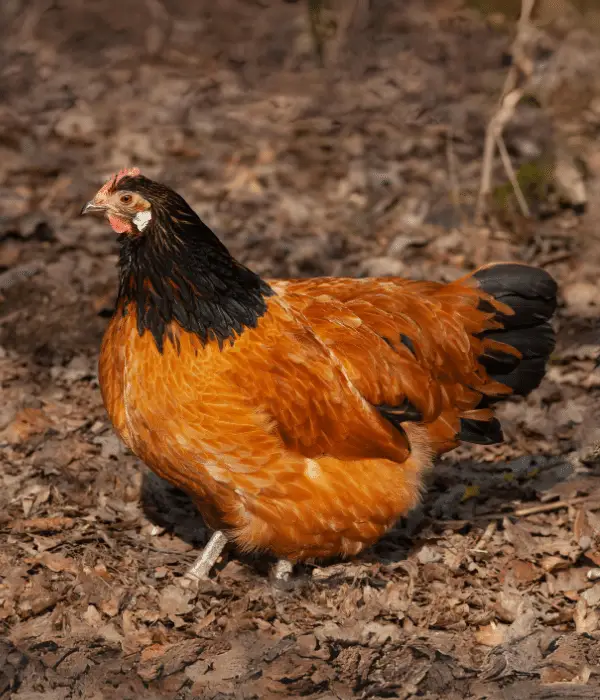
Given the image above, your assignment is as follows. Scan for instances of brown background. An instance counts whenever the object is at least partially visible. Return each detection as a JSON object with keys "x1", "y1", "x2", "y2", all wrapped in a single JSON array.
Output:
[{"x1": 1, "y1": 1, "x2": 600, "y2": 698}]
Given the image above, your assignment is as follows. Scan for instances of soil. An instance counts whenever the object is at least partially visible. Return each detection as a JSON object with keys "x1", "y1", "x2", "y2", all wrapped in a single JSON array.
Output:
[{"x1": 1, "y1": 1, "x2": 600, "y2": 698}]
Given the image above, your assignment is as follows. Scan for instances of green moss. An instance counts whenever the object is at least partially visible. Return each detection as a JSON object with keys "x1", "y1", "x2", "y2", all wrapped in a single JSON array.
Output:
[
  {"x1": 464, "y1": 0, "x2": 522, "y2": 19},
  {"x1": 491, "y1": 157, "x2": 554, "y2": 216}
]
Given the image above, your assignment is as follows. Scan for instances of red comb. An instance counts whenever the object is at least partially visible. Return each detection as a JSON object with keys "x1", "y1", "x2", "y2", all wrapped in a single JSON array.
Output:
[{"x1": 97, "y1": 167, "x2": 141, "y2": 197}]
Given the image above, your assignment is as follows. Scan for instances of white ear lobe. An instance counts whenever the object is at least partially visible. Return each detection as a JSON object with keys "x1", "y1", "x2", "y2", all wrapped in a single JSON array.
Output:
[{"x1": 133, "y1": 210, "x2": 152, "y2": 231}]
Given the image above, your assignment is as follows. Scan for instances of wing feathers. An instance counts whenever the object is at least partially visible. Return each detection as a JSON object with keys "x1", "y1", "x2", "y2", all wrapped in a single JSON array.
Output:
[{"x1": 279, "y1": 276, "x2": 517, "y2": 456}]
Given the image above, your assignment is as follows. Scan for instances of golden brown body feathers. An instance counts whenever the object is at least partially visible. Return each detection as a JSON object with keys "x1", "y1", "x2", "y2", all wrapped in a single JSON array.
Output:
[
  {"x1": 99, "y1": 271, "x2": 547, "y2": 560},
  {"x1": 88, "y1": 172, "x2": 556, "y2": 563}
]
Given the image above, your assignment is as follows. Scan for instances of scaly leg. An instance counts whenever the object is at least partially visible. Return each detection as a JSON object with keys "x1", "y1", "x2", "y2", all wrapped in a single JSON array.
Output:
[
  {"x1": 272, "y1": 558, "x2": 294, "y2": 582},
  {"x1": 184, "y1": 530, "x2": 228, "y2": 582}
]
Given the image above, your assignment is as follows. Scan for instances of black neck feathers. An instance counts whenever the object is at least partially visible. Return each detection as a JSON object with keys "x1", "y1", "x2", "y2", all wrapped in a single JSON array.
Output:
[{"x1": 115, "y1": 176, "x2": 274, "y2": 352}]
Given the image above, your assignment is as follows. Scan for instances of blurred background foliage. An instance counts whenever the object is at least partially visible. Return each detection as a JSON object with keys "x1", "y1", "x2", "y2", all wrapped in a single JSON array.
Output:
[{"x1": 1, "y1": 0, "x2": 600, "y2": 256}]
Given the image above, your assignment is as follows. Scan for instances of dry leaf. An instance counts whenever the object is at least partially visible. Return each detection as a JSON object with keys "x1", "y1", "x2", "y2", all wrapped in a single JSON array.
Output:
[
  {"x1": 1, "y1": 408, "x2": 53, "y2": 444},
  {"x1": 38, "y1": 552, "x2": 79, "y2": 576},
  {"x1": 500, "y1": 559, "x2": 543, "y2": 585},
  {"x1": 581, "y1": 583, "x2": 600, "y2": 607},
  {"x1": 475, "y1": 622, "x2": 508, "y2": 647},
  {"x1": 573, "y1": 509, "x2": 594, "y2": 547},
  {"x1": 83, "y1": 604, "x2": 103, "y2": 627},
  {"x1": 547, "y1": 568, "x2": 591, "y2": 595},
  {"x1": 503, "y1": 518, "x2": 537, "y2": 558},
  {"x1": 540, "y1": 555, "x2": 569, "y2": 573},
  {"x1": 574, "y1": 599, "x2": 600, "y2": 634},
  {"x1": 494, "y1": 587, "x2": 524, "y2": 623},
  {"x1": 159, "y1": 585, "x2": 194, "y2": 617},
  {"x1": 10, "y1": 516, "x2": 76, "y2": 533}
]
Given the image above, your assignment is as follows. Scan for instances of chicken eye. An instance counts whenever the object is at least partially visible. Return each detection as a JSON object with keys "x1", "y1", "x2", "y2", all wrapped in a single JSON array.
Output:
[{"x1": 119, "y1": 194, "x2": 133, "y2": 204}]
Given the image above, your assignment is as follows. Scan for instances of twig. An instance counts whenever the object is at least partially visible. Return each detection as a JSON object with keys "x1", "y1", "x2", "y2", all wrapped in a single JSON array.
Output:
[
  {"x1": 10, "y1": 516, "x2": 76, "y2": 533},
  {"x1": 496, "y1": 133, "x2": 530, "y2": 217},
  {"x1": 486, "y1": 495, "x2": 599, "y2": 520},
  {"x1": 472, "y1": 521, "x2": 497, "y2": 552},
  {"x1": 536, "y1": 250, "x2": 573, "y2": 267},
  {"x1": 475, "y1": 0, "x2": 538, "y2": 222},
  {"x1": 435, "y1": 495, "x2": 600, "y2": 527},
  {"x1": 513, "y1": 496, "x2": 596, "y2": 516}
]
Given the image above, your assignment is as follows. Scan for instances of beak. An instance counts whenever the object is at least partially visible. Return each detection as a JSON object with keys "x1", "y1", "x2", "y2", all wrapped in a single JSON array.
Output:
[{"x1": 81, "y1": 201, "x2": 107, "y2": 216}]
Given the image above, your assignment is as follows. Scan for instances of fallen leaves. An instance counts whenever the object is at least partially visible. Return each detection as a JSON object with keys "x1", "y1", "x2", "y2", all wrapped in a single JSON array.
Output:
[
  {"x1": 9, "y1": 516, "x2": 76, "y2": 533},
  {"x1": 137, "y1": 640, "x2": 205, "y2": 683},
  {"x1": 563, "y1": 281, "x2": 598, "y2": 318},
  {"x1": 36, "y1": 552, "x2": 80, "y2": 576},
  {"x1": 1, "y1": 1, "x2": 600, "y2": 698},
  {"x1": 158, "y1": 585, "x2": 194, "y2": 625},
  {"x1": 539, "y1": 633, "x2": 599, "y2": 684},
  {"x1": 0, "y1": 408, "x2": 54, "y2": 445},
  {"x1": 475, "y1": 621, "x2": 509, "y2": 647},
  {"x1": 573, "y1": 598, "x2": 600, "y2": 634},
  {"x1": 17, "y1": 574, "x2": 59, "y2": 619},
  {"x1": 499, "y1": 558, "x2": 543, "y2": 586}
]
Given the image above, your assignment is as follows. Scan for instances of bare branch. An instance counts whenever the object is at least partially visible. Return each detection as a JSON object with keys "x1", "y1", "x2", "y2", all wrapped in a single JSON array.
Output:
[
  {"x1": 475, "y1": 0, "x2": 538, "y2": 222},
  {"x1": 496, "y1": 133, "x2": 531, "y2": 218}
]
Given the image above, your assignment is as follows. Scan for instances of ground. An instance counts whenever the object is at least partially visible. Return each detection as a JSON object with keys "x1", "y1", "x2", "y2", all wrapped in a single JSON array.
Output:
[{"x1": 1, "y1": 1, "x2": 600, "y2": 698}]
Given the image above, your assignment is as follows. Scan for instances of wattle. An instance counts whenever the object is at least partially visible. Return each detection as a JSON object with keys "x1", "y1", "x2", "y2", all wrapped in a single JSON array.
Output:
[{"x1": 108, "y1": 214, "x2": 132, "y2": 234}]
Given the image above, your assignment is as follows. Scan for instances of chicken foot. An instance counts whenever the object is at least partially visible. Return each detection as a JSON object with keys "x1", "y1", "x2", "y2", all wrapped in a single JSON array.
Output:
[{"x1": 183, "y1": 530, "x2": 294, "y2": 582}]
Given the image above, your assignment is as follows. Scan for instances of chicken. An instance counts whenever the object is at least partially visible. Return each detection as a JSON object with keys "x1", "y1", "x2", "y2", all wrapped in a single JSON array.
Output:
[{"x1": 82, "y1": 168, "x2": 558, "y2": 581}]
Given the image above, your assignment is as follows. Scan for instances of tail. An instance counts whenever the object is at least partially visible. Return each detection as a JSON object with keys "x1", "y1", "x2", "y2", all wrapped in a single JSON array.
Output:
[
  {"x1": 457, "y1": 262, "x2": 557, "y2": 445},
  {"x1": 472, "y1": 262, "x2": 557, "y2": 397}
]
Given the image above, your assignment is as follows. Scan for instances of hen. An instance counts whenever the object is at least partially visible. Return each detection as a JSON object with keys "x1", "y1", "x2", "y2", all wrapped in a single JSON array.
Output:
[{"x1": 83, "y1": 168, "x2": 557, "y2": 581}]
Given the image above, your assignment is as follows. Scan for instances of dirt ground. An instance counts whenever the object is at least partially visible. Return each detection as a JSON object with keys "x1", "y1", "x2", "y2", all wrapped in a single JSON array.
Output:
[{"x1": 2, "y1": 1, "x2": 600, "y2": 698}]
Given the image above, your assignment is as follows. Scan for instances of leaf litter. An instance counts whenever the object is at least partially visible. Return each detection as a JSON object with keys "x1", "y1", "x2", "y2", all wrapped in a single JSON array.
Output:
[{"x1": 1, "y1": 0, "x2": 600, "y2": 698}]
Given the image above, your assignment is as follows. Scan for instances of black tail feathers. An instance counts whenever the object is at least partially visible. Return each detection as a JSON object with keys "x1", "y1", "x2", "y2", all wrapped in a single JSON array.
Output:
[
  {"x1": 474, "y1": 263, "x2": 557, "y2": 400},
  {"x1": 457, "y1": 264, "x2": 557, "y2": 446}
]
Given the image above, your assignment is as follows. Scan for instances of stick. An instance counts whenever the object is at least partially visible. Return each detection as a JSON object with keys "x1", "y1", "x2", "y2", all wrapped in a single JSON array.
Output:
[
  {"x1": 434, "y1": 495, "x2": 599, "y2": 526},
  {"x1": 472, "y1": 521, "x2": 497, "y2": 551},
  {"x1": 475, "y1": 0, "x2": 538, "y2": 222},
  {"x1": 513, "y1": 496, "x2": 597, "y2": 517},
  {"x1": 496, "y1": 133, "x2": 531, "y2": 217}
]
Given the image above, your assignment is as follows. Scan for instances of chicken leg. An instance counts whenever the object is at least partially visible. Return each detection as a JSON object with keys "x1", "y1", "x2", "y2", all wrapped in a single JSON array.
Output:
[
  {"x1": 184, "y1": 530, "x2": 228, "y2": 582},
  {"x1": 183, "y1": 530, "x2": 294, "y2": 583}
]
